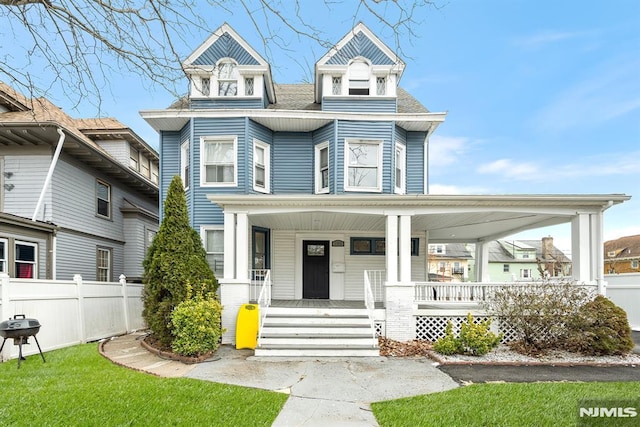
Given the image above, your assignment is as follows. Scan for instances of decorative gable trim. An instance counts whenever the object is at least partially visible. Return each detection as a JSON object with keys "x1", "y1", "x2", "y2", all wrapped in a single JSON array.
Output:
[
  {"x1": 314, "y1": 22, "x2": 405, "y2": 103},
  {"x1": 183, "y1": 23, "x2": 275, "y2": 103}
]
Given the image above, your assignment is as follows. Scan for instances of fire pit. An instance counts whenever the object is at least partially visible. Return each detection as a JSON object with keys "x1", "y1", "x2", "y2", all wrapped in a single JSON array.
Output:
[{"x1": 0, "y1": 315, "x2": 45, "y2": 368}]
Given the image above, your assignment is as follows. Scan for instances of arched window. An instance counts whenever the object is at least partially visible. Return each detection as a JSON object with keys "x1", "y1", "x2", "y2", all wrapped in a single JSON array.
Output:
[
  {"x1": 217, "y1": 60, "x2": 238, "y2": 96},
  {"x1": 348, "y1": 60, "x2": 370, "y2": 95}
]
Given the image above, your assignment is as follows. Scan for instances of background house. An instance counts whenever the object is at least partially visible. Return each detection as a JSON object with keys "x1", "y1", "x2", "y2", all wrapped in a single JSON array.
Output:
[
  {"x1": 605, "y1": 234, "x2": 640, "y2": 274},
  {"x1": 0, "y1": 82, "x2": 159, "y2": 281},
  {"x1": 427, "y1": 243, "x2": 472, "y2": 282},
  {"x1": 468, "y1": 237, "x2": 571, "y2": 282}
]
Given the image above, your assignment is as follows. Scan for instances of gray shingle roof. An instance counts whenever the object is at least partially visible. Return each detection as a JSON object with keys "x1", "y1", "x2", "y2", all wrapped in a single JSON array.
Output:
[{"x1": 167, "y1": 84, "x2": 429, "y2": 113}]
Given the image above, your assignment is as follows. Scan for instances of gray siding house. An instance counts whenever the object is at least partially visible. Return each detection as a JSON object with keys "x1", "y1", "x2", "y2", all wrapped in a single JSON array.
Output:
[
  {"x1": 0, "y1": 82, "x2": 159, "y2": 282},
  {"x1": 141, "y1": 23, "x2": 629, "y2": 356}
]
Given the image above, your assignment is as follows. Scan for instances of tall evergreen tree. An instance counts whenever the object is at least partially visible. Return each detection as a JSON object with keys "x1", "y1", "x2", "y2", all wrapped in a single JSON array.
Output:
[{"x1": 142, "y1": 175, "x2": 218, "y2": 347}]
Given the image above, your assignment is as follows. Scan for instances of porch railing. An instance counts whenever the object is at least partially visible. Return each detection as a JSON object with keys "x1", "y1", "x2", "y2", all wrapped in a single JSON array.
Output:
[
  {"x1": 363, "y1": 271, "x2": 378, "y2": 345},
  {"x1": 249, "y1": 269, "x2": 269, "y2": 302},
  {"x1": 414, "y1": 280, "x2": 598, "y2": 304},
  {"x1": 255, "y1": 270, "x2": 271, "y2": 345},
  {"x1": 365, "y1": 270, "x2": 386, "y2": 303}
]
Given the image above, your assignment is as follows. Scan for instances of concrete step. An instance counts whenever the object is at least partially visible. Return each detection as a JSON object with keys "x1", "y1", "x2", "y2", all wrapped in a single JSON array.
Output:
[
  {"x1": 259, "y1": 337, "x2": 376, "y2": 346},
  {"x1": 263, "y1": 316, "x2": 371, "y2": 326},
  {"x1": 266, "y1": 307, "x2": 367, "y2": 317},
  {"x1": 256, "y1": 306, "x2": 379, "y2": 357},
  {"x1": 254, "y1": 347, "x2": 380, "y2": 357},
  {"x1": 260, "y1": 327, "x2": 373, "y2": 336}
]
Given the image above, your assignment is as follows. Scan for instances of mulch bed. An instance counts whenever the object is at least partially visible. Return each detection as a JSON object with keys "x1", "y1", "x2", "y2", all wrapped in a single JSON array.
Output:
[{"x1": 140, "y1": 334, "x2": 216, "y2": 364}]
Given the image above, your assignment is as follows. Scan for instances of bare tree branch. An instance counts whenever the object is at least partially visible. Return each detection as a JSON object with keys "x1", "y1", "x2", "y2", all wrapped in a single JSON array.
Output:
[{"x1": 0, "y1": 0, "x2": 439, "y2": 113}]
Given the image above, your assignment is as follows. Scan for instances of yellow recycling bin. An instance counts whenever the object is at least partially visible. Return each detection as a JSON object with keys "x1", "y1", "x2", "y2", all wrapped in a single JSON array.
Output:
[{"x1": 236, "y1": 304, "x2": 259, "y2": 349}]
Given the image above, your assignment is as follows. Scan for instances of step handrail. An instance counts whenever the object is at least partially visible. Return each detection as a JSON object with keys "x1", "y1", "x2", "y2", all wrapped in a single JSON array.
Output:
[
  {"x1": 363, "y1": 270, "x2": 378, "y2": 347},
  {"x1": 256, "y1": 270, "x2": 271, "y2": 346}
]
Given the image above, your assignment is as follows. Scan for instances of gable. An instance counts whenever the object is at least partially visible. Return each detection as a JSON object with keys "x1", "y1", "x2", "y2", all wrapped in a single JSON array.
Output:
[
  {"x1": 325, "y1": 31, "x2": 395, "y2": 66},
  {"x1": 192, "y1": 32, "x2": 260, "y2": 66}
]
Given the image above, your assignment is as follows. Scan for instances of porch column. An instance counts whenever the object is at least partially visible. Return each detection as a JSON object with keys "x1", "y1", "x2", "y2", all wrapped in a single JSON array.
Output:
[
  {"x1": 235, "y1": 212, "x2": 249, "y2": 281},
  {"x1": 223, "y1": 212, "x2": 236, "y2": 280},
  {"x1": 571, "y1": 214, "x2": 591, "y2": 284},
  {"x1": 590, "y1": 212, "x2": 606, "y2": 294},
  {"x1": 385, "y1": 214, "x2": 415, "y2": 342},
  {"x1": 399, "y1": 215, "x2": 412, "y2": 283},
  {"x1": 386, "y1": 214, "x2": 398, "y2": 283},
  {"x1": 220, "y1": 211, "x2": 250, "y2": 345},
  {"x1": 475, "y1": 242, "x2": 490, "y2": 282}
]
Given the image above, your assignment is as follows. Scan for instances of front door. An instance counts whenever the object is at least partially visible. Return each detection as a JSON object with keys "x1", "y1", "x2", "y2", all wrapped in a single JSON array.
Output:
[{"x1": 302, "y1": 240, "x2": 330, "y2": 299}]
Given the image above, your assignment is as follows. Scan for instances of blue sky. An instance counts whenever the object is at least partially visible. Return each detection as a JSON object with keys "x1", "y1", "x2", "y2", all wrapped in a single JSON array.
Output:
[{"x1": 8, "y1": 0, "x2": 639, "y2": 255}]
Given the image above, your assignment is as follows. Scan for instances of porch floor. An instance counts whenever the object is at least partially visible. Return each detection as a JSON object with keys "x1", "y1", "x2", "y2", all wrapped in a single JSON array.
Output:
[{"x1": 269, "y1": 299, "x2": 384, "y2": 309}]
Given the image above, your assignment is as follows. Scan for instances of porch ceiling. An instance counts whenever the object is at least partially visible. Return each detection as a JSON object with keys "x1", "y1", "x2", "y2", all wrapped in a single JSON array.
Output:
[{"x1": 212, "y1": 194, "x2": 630, "y2": 243}]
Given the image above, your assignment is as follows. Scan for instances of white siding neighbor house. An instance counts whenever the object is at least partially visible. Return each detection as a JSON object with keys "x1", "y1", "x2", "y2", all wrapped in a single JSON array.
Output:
[
  {"x1": 141, "y1": 23, "x2": 630, "y2": 356},
  {"x1": 0, "y1": 82, "x2": 159, "y2": 282}
]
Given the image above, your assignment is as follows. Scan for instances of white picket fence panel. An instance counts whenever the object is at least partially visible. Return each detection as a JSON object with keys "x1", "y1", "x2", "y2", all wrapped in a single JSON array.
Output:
[
  {"x1": 605, "y1": 273, "x2": 640, "y2": 330},
  {"x1": 0, "y1": 273, "x2": 144, "y2": 362}
]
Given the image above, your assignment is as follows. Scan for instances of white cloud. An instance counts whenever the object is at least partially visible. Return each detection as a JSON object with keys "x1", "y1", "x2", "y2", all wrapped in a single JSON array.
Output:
[
  {"x1": 476, "y1": 152, "x2": 640, "y2": 182},
  {"x1": 429, "y1": 135, "x2": 472, "y2": 167},
  {"x1": 476, "y1": 158, "x2": 539, "y2": 179},
  {"x1": 428, "y1": 184, "x2": 490, "y2": 195}
]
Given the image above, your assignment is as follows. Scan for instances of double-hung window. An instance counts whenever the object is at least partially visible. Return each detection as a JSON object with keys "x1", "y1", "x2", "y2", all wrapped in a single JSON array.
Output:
[
  {"x1": 315, "y1": 142, "x2": 329, "y2": 193},
  {"x1": 201, "y1": 136, "x2": 237, "y2": 186},
  {"x1": 180, "y1": 140, "x2": 190, "y2": 189},
  {"x1": 253, "y1": 140, "x2": 270, "y2": 193},
  {"x1": 348, "y1": 60, "x2": 370, "y2": 95},
  {"x1": 96, "y1": 247, "x2": 112, "y2": 282},
  {"x1": 96, "y1": 180, "x2": 111, "y2": 219},
  {"x1": 218, "y1": 61, "x2": 238, "y2": 96},
  {"x1": 394, "y1": 142, "x2": 406, "y2": 194},
  {"x1": 345, "y1": 139, "x2": 382, "y2": 192},
  {"x1": 129, "y1": 146, "x2": 139, "y2": 171},
  {"x1": 0, "y1": 238, "x2": 6, "y2": 273},
  {"x1": 15, "y1": 241, "x2": 37, "y2": 278},
  {"x1": 202, "y1": 227, "x2": 224, "y2": 277}
]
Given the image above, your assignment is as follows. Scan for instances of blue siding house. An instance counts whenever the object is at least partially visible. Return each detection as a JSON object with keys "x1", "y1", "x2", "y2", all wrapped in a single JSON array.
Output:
[
  {"x1": 0, "y1": 82, "x2": 159, "y2": 282},
  {"x1": 142, "y1": 23, "x2": 628, "y2": 355}
]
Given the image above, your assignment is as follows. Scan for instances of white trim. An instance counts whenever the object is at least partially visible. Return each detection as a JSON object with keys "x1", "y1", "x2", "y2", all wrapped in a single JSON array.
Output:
[
  {"x1": 180, "y1": 139, "x2": 190, "y2": 190},
  {"x1": 201, "y1": 225, "x2": 225, "y2": 278},
  {"x1": 394, "y1": 141, "x2": 406, "y2": 195},
  {"x1": 183, "y1": 23, "x2": 270, "y2": 67},
  {"x1": 15, "y1": 240, "x2": 38, "y2": 279},
  {"x1": 315, "y1": 142, "x2": 330, "y2": 194},
  {"x1": 0, "y1": 238, "x2": 7, "y2": 274},
  {"x1": 200, "y1": 135, "x2": 238, "y2": 187},
  {"x1": 294, "y1": 232, "x2": 345, "y2": 300},
  {"x1": 344, "y1": 139, "x2": 383, "y2": 193},
  {"x1": 253, "y1": 139, "x2": 270, "y2": 193}
]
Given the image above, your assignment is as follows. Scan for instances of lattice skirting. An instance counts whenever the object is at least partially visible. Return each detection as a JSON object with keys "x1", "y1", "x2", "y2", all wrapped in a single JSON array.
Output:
[
  {"x1": 414, "y1": 315, "x2": 518, "y2": 343},
  {"x1": 374, "y1": 322, "x2": 385, "y2": 338}
]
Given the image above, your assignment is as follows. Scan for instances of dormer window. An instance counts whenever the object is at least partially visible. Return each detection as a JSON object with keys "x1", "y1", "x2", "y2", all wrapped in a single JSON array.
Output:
[
  {"x1": 376, "y1": 77, "x2": 386, "y2": 96},
  {"x1": 332, "y1": 76, "x2": 342, "y2": 95},
  {"x1": 245, "y1": 77, "x2": 254, "y2": 96},
  {"x1": 348, "y1": 60, "x2": 370, "y2": 95},
  {"x1": 201, "y1": 77, "x2": 211, "y2": 96},
  {"x1": 218, "y1": 61, "x2": 238, "y2": 96}
]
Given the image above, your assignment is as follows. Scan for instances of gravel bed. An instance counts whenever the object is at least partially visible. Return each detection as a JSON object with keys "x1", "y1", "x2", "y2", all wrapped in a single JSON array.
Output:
[{"x1": 430, "y1": 344, "x2": 640, "y2": 365}]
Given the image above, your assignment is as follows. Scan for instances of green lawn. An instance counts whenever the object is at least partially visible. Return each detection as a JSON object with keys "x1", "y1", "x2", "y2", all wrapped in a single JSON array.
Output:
[
  {"x1": 0, "y1": 344, "x2": 287, "y2": 426},
  {"x1": 372, "y1": 381, "x2": 640, "y2": 427}
]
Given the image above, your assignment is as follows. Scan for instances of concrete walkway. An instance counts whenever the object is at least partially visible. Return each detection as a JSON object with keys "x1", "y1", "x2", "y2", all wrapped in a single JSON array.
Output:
[{"x1": 100, "y1": 332, "x2": 459, "y2": 426}]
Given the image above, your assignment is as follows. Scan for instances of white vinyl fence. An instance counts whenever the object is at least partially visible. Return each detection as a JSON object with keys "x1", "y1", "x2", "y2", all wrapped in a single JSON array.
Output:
[
  {"x1": 606, "y1": 273, "x2": 640, "y2": 330},
  {"x1": 0, "y1": 273, "x2": 145, "y2": 362}
]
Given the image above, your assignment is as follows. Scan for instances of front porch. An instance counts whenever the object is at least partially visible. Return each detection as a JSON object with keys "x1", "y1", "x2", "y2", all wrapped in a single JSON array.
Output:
[{"x1": 213, "y1": 193, "x2": 629, "y2": 353}]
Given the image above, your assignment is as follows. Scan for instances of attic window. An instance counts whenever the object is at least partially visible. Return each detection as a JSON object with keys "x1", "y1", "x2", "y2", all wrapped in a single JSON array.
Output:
[
  {"x1": 376, "y1": 77, "x2": 386, "y2": 95},
  {"x1": 201, "y1": 77, "x2": 211, "y2": 96},
  {"x1": 349, "y1": 60, "x2": 370, "y2": 95},
  {"x1": 218, "y1": 61, "x2": 238, "y2": 96},
  {"x1": 245, "y1": 78, "x2": 254, "y2": 96},
  {"x1": 607, "y1": 251, "x2": 616, "y2": 257},
  {"x1": 332, "y1": 76, "x2": 342, "y2": 95}
]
